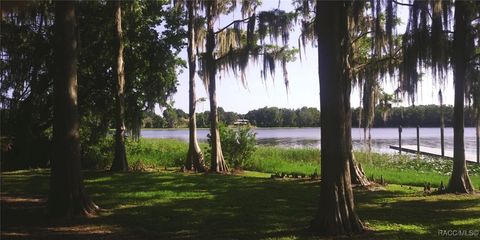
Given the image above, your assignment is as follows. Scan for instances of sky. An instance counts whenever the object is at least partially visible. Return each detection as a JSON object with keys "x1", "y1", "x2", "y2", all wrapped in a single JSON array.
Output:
[{"x1": 166, "y1": 0, "x2": 455, "y2": 115}]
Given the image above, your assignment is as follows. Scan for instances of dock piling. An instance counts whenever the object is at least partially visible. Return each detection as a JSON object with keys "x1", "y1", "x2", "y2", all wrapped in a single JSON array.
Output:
[
  {"x1": 398, "y1": 125, "x2": 402, "y2": 155},
  {"x1": 477, "y1": 125, "x2": 479, "y2": 163},
  {"x1": 416, "y1": 125, "x2": 420, "y2": 154},
  {"x1": 440, "y1": 125, "x2": 445, "y2": 157}
]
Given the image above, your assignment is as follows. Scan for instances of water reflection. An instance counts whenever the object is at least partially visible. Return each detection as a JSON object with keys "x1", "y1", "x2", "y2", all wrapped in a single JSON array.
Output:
[{"x1": 141, "y1": 127, "x2": 477, "y2": 154}]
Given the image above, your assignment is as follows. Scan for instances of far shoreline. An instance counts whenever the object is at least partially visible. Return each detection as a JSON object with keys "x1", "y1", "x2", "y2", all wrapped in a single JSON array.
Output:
[{"x1": 140, "y1": 126, "x2": 464, "y2": 130}]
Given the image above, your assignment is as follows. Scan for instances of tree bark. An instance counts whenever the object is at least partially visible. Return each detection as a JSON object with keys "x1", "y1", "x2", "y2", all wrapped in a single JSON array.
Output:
[
  {"x1": 440, "y1": 90, "x2": 445, "y2": 157},
  {"x1": 448, "y1": 0, "x2": 474, "y2": 193},
  {"x1": 310, "y1": 1, "x2": 364, "y2": 235},
  {"x1": 346, "y1": 89, "x2": 370, "y2": 186},
  {"x1": 111, "y1": 1, "x2": 128, "y2": 172},
  {"x1": 206, "y1": 0, "x2": 228, "y2": 173},
  {"x1": 349, "y1": 153, "x2": 370, "y2": 186},
  {"x1": 48, "y1": 1, "x2": 98, "y2": 217},
  {"x1": 185, "y1": 0, "x2": 205, "y2": 172},
  {"x1": 344, "y1": 33, "x2": 370, "y2": 186}
]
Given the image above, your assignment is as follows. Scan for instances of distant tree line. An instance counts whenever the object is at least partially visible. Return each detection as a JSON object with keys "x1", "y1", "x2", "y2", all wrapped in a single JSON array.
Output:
[
  {"x1": 352, "y1": 104, "x2": 477, "y2": 128},
  {"x1": 142, "y1": 107, "x2": 238, "y2": 128},
  {"x1": 142, "y1": 104, "x2": 478, "y2": 129},
  {"x1": 245, "y1": 107, "x2": 320, "y2": 127}
]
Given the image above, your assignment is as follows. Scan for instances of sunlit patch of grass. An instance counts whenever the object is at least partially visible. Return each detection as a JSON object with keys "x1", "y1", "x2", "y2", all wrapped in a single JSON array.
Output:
[
  {"x1": 126, "y1": 138, "x2": 189, "y2": 168},
  {"x1": 246, "y1": 147, "x2": 320, "y2": 175},
  {"x1": 372, "y1": 223, "x2": 429, "y2": 234},
  {"x1": 449, "y1": 218, "x2": 480, "y2": 226},
  {"x1": 241, "y1": 171, "x2": 271, "y2": 178},
  {"x1": 2, "y1": 170, "x2": 479, "y2": 239}
]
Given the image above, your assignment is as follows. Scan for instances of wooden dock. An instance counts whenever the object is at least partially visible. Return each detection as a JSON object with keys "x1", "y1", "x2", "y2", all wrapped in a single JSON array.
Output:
[{"x1": 389, "y1": 145, "x2": 479, "y2": 164}]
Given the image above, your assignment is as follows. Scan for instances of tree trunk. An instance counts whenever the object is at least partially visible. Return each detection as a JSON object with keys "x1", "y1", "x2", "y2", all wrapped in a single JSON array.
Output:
[
  {"x1": 206, "y1": 1, "x2": 228, "y2": 173},
  {"x1": 344, "y1": 63, "x2": 370, "y2": 186},
  {"x1": 448, "y1": 0, "x2": 474, "y2": 193},
  {"x1": 185, "y1": 0, "x2": 205, "y2": 172},
  {"x1": 48, "y1": 1, "x2": 98, "y2": 217},
  {"x1": 349, "y1": 153, "x2": 370, "y2": 186},
  {"x1": 346, "y1": 92, "x2": 370, "y2": 186},
  {"x1": 440, "y1": 90, "x2": 445, "y2": 157},
  {"x1": 310, "y1": 1, "x2": 364, "y2": 235},
  {"x1": 111, "y1": 1, "x2": 128, "y2": 172}
]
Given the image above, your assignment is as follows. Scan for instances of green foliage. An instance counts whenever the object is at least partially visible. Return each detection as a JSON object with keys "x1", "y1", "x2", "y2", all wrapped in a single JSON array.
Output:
[
  {"x1": 1, "y1": 1, "x2": 185, "y2": 169},
  {"x1": 218, "y1": 125, "x2": 257, "y2": 169},
  {"x1": 81, "y1": 137, "x2": 114, "y2": 169},
  {"x1": 194, "y1": 107, "x2": 238, "y2": 128},
  {"x1": 142, "y1": 111, "x2": 165, "y2": 128},
  {"x1": 295, "y1": 107, "x2": 320, "y2": 127},
  {"x1": 162, "y1": 106, "x2": 179, "y2": 128},
  {"x1": 245, "y1": 106, "x2": 320, "y2": 127},
  {"x1": 205, "y1": 124, "x2": 257, "y2": 169},
  {"x1": 0, "y1": 2, "x2": 55, "y2": 169}
]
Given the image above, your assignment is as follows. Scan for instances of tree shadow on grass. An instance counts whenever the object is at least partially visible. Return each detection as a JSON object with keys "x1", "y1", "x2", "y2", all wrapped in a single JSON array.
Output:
[
  {"x1": 85, "y1": 172, "x2": 320, "y2": 239},
  {"x1": 2, "y1": 170, "x2": 478, "y2": 240},
  {"x1": 355, "y1": 188, "x2": 480, "y2": 240}
]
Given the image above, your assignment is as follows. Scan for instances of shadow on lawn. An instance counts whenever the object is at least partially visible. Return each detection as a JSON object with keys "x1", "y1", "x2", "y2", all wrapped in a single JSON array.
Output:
[
  {"x1": 355, "y1": 188, "x2": 480, "y2": 240},
  {"x1": 85, "y1": 172, "x2": 320, "y2": 239},
  {"x1": 1, "y1": 170, "x2": 478, "y2": 240}
]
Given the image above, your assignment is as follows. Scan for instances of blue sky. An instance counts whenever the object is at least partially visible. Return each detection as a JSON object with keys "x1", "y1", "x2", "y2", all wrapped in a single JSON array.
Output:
[{"x1": 167, "y1": 0, "x2": 455, "y2": 114}]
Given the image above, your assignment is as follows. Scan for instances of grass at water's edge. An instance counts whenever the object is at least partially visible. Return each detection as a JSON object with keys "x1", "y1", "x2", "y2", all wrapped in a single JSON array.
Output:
[{"x1": 124, "y1": 139, "x2": 480, "y2": 189}]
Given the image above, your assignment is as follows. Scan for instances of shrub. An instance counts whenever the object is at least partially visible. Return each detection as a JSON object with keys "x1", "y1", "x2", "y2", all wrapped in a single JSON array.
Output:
[
  {"x1": 208, "y1": 124, "x2": 256, "y2": 169},
  {"x1": 82, "y1": 136, "x2": 114, "y2": 169}
]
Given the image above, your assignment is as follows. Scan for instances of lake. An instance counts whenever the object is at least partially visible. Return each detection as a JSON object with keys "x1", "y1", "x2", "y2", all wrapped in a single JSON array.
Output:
[{"x1": 141, "y1": 127, "x2": 478, "y2": 154}]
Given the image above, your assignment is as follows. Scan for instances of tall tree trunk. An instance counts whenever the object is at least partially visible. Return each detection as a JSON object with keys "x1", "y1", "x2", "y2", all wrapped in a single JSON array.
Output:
[
  {"x1": 439, "y1": 90, "x2": 445, "y2": 157},
  {"x1": 111, "y1": 1, "x2": 128, "y2": 172},
  {"x1": 310, "y1": 1, "x2": 364, "y2": 235},
  {"x1": 48, "y1": 1, "x2": 98, "y2": 217},
  {"x1": 448, "y1": 0, "x2": 474, "y2": 193},
  {"x1": 185, "y1": 0, "x2": 205, "y2": 172},
  {"x1": 346, "y1": 23, "x2": 370, "y2": 186},
  {"x1": 346, "y1": 86, "x2": 370, "y2": 186},
  {"x1": 205, "y1": 1, "x2": 228, "y2": 173}
]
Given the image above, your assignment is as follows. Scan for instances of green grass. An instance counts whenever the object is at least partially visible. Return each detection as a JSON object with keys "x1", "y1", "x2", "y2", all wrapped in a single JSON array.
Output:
[
  {"x1": 246, "y1": 146, "x2": 320, "y2": 175},
  {"x1": 124, "y1": 139, "x2": 480, "y2": 188},
  {"x1": 1, "y1": 170, "x2": 479, "y2": 239},
  {"x1": 126, "y1": 138, "x2": 188, "y2": 168},
  {"x1": 3, "y1": 139, "x2": 479, "y2": 239},
  {"x1": 355, "y1": 152, "x2": 480, "y2": 189}
]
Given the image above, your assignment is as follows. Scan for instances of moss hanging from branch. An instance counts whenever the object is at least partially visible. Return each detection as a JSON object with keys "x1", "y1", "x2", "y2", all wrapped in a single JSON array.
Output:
[
  {"x1": 198, "y1": 7, "x2": 298, "y2": 93},
  {"x1": 257, "y1": 9, "x2": 295, "y2": 45},
  {"x1": 397, "y1": 0, "x2": 453, "y2": 103}
]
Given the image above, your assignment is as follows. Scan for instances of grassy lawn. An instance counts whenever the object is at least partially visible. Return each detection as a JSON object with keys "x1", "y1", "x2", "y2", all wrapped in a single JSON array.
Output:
[{"x1": 2, "y1": 169, "x2": 479, "y2": 239}]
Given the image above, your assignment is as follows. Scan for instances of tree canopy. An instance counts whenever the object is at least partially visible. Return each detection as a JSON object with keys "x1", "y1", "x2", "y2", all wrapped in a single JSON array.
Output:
[{"x1": 0, "y1": 0, "x2": 185, "y2": 169}]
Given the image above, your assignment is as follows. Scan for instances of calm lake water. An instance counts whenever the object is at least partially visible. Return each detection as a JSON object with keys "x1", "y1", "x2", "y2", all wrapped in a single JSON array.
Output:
[{"x1": 141, "y1": 127, "x2": 478, "y2": 154}]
